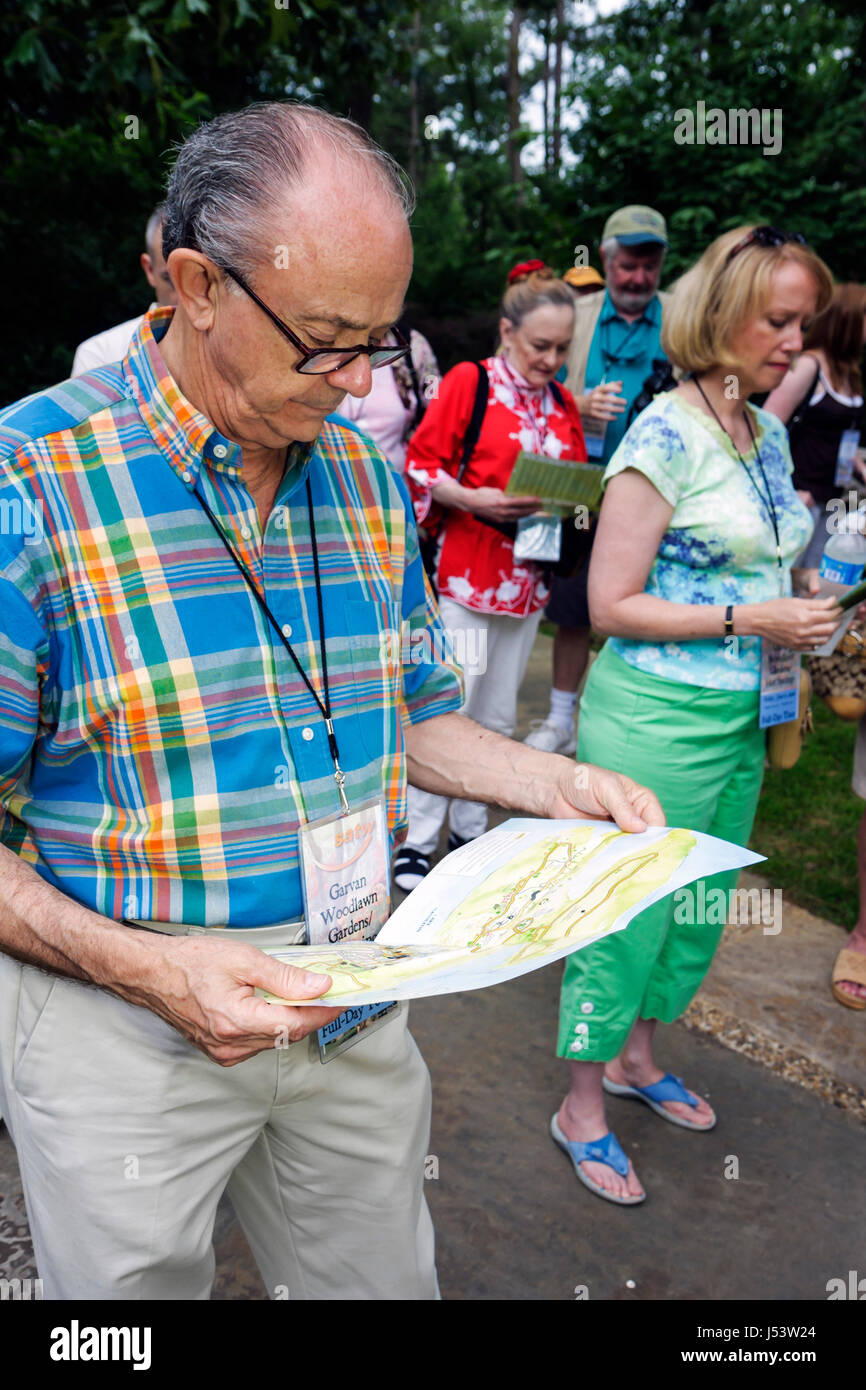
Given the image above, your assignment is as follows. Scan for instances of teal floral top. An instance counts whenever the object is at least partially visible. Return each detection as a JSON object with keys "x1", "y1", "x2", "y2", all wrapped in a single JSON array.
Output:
[{"x1": 603, "y1": 392, "x2": 813, "y2": 691}]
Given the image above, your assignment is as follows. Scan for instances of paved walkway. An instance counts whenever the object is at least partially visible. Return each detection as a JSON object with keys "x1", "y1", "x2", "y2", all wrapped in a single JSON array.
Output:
[{"x1": 1, "y1": 628, "x2": 863, "y2": 1299}]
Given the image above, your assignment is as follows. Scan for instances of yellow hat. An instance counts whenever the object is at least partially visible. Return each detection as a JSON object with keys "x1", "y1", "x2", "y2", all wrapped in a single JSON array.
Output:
[{"x1": 563, "y1": 265, "x2": 605, "y2": 289}]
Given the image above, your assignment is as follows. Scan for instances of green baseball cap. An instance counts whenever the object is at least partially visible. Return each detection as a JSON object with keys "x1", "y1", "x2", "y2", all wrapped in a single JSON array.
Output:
[{"x1": 602, "y1": 205, "x2": 668, "y2": 248}]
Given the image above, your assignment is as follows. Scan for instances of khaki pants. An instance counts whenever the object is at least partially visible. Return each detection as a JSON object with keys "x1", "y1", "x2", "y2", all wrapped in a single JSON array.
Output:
[{"x1": 0, "y1": 954, "x2": 437, "y2": 1300}]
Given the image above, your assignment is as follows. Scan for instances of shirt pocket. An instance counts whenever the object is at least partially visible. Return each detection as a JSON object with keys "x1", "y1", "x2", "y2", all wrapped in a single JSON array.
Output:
[{"x1": 342, "y1": 596, "x2": 401, "y2": 765}]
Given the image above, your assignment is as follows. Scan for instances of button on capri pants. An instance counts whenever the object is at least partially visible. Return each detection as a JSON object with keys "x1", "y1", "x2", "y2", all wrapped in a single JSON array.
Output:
[{"x1": 557, "y1": 644, "x2": 765, "y2": 1062}]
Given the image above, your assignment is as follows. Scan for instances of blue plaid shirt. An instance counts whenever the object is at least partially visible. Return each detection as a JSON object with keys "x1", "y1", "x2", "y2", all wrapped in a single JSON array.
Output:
[{"x1": 0, "y1": 307, "x2": 463, "y2": 927}]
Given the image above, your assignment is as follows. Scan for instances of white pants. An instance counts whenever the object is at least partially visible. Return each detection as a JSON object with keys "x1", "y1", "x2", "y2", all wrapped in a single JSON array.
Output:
[
  {"x1": 407, "y1": 597, "x2": 543, "y2": 855},
  {"x1": 0, "y1": 953, "x2": 437, "y2": 1300}
]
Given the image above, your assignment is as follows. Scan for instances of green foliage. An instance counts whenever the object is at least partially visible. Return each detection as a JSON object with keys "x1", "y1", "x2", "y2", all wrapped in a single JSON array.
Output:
[
  {"x1": 560, "y1": 0, "x2": 866, "y2": 282},
  {"x1": 751, "y1": 699, "x2": 861, "y2": 929},
  {"x1": 2, "y1": 0, "x2": 866, "y2": 395}
]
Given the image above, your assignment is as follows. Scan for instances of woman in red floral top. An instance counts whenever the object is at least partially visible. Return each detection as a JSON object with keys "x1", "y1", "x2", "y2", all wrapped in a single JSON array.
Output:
[{"x1": 395, "y1": 264, "x2": 588, "y2": 889}]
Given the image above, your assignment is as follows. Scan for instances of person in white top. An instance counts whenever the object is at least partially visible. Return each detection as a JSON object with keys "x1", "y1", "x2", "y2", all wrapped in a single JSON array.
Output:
[
  {"x1": 71, "y1": 205, "x2": 178, "y2": 376},
  {"x1": 337, "y1": 324, "x2": 439, "y2": 470}
]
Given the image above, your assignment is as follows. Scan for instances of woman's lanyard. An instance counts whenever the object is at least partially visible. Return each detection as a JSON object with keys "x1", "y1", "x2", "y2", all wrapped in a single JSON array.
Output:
[
  {"x1": 500, "y1": 356, "x2": 550, "y2": 455},
  {"x1": 692, "y1": 377, "x2": 785, "y2": 594},
  {"x1": 192, "y1": 477, "x2": 350, "y2": 814}
]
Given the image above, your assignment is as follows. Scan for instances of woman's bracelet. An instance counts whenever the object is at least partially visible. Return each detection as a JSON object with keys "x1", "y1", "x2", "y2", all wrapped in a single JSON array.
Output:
[{"x1": 724, "y1": 604, "x2": 735, "y2": 637}]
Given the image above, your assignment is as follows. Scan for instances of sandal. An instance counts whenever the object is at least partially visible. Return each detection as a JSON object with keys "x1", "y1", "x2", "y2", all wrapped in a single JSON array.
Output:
[
  {"x1": 550, "y1": 1114, "x2": 645, "y2": 1205},
  {"x1": 831, "y1": 946, "x2": 866, "y2": 1011},
  {"x1": 603, "y1": 1072, "x2": 716, "y2": 1130}
]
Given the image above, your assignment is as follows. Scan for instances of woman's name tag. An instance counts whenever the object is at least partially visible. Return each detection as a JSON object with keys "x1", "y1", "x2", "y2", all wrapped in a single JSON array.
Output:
[
  {"x1": 834, "y1": 429, "x2": 861, "y2": 487},
  {"x1": 759, "y1": 641, "x2": 801, "y2": 729}
]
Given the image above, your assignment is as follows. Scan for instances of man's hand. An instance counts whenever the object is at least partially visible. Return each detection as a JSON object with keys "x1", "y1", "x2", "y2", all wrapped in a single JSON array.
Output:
[
  {"x1": 406, "y1": 713, "x2": 665, "y2": 832},
  {"x1": 579, "y1": 380, "x2": 627, "y2": 426},
  {"x1": 546, "y1": 761, "x2": 666, "y2": 833},
  {"x1": 127, "y1": 935, "x2": 341, "y2": 1067}
]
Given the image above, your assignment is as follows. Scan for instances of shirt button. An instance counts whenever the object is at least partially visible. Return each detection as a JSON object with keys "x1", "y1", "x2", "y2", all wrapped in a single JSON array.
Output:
[
  {"x1": 281, "y1": 623, "x2": 293, "y2": 639},
  {"x1": 182, "y1": 470, "x2": 193, "y2": 483},
  {"x1": 301, "y1": 727, "x2": 314, "y2": 741},
  {"x1": 213, "y1": 444, "x2": 228, "y2": 459},
  {"x1": 240, "y1": 526, "x2": 252, "y2": 540},
  {"x1": 569, "y1": 1039, "x2": 584, "y2": 1052},
  {"x1": 581, "y1": 1001, "x2": 594, "y2": 1015},
  {"x1": 575, "y1": 1023, "x2": 588, "y2": 1035}
]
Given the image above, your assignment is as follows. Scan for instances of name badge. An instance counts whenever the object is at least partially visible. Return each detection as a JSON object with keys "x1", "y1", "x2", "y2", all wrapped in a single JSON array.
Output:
[
  {"x1": 583, "y1": 428, "x2": 606, "y2": 460},
  {"x1": 834, "y1": 429, "x2": 861, "y2": 487},
  {"x1": 759, "y1": 640, "x2": 801, "y2": 729},
  {"x1": 298, "y1": 797, "x2": 396, "y2": 1062}
]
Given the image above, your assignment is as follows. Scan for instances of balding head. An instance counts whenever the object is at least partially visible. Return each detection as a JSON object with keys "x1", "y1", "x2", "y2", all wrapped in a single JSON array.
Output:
[
  {"x1": 158, "y1": 102, "x2": 414, "y2": 456},
  {"x1": 162, "y1": 102, "x2": 414, "y2": 281}
]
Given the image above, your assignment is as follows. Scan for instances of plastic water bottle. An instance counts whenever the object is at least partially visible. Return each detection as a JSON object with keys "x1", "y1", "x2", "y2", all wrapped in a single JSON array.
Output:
[
  {"x1": 812, "y1": 512, "x2": 866, "y2": 654},
  {"x1": 818, "y1": 512, "x2": 866, "y2": 592}
]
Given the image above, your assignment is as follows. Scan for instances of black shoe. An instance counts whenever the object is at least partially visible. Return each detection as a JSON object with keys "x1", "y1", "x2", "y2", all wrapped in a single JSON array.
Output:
[
  {"x1": 393, "y1": 847, "x2": 432, "y2": 893},
  {"x1": 446, "y1": 831, "x2": 472, "y2": 853}
]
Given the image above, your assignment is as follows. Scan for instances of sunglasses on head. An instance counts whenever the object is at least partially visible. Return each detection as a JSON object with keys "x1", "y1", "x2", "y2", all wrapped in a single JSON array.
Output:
[{"x1": 726, "y1": 225, "x2": 808, "y2": 264}]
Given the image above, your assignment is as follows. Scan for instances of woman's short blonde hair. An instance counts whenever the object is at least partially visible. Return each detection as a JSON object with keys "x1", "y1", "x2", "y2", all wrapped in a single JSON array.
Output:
[{"x1": 661, "y1": 225, "x2": 834, "y2": 374}]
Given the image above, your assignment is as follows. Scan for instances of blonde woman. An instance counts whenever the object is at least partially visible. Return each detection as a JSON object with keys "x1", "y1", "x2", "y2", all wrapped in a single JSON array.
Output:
[{"x1": 552, "y1": 226, "x2": 840, "y2": 1204}]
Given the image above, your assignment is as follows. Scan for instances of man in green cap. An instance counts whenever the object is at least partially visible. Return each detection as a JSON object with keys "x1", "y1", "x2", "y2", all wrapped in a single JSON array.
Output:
[{"x1": 525, "y1": 206, "x2": 670, "y2": 756}]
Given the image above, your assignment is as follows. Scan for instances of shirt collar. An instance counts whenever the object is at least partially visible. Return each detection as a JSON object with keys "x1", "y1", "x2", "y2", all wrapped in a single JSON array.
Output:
[
  {"x1": 600, "y1": 290, "x2": 661, "y2": 328},
  {"x1": 495, "y1": 353, "x2": 548, "y2": 400},
  {"x1": 121, "y1": 306, "x2": 315, "y2": 494}
]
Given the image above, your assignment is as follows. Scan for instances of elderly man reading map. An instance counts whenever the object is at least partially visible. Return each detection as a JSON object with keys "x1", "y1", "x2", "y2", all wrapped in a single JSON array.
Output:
[{"x1": 0, "y1": 103, "x2": 662, "y2": 1301}]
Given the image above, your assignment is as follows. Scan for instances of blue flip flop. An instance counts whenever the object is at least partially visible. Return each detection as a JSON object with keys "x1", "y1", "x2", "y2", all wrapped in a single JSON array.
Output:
[
  {"x1": 602, "y1": 1072, "x2": 717, "y2": 1130},
  {"x1": 550, "y1": 1114, "x2": 646, "y2": 1205}
]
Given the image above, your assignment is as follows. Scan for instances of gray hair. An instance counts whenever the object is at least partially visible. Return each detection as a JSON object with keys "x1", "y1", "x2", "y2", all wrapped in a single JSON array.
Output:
[
  {"x1": 600, "y1": 236, "x2": 666, "y2": 262},
  {"x1": 161, "y1": 102, "x2": 415, "y2": 281},
  {"x1": 144, "y1": 203, "x2": 166, "y2": 260}
]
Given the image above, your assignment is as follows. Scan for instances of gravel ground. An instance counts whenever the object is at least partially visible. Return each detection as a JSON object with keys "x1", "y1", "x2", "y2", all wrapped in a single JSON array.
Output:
[{"x1": 682, "y1": 997, "x2": 866, "y2": 1123}]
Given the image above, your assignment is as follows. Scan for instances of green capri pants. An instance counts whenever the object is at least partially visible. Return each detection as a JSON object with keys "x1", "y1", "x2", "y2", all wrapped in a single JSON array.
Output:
[{"x1": 557, "y1": 643, "x2": 765, "y2": 1062}]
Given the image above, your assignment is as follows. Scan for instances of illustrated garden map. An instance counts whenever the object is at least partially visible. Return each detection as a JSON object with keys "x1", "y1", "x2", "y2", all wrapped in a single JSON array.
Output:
[{"x1": 260, "y1": 819, "x2": 763, "y2": 1007}]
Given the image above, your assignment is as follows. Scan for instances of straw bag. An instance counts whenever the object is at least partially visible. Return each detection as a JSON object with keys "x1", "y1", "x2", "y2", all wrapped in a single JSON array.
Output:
[
  {"x1": 808, "y1": 619, "x2": 866, "y2": 721},
  {"x1": 766, "y1": 665, "x2": 814, "y2": 769}
]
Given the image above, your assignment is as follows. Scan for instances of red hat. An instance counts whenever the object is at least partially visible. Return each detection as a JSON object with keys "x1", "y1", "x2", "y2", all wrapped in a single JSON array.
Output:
[{"x1": 508, "y1": 259, "x2": 546, "y2": 285}]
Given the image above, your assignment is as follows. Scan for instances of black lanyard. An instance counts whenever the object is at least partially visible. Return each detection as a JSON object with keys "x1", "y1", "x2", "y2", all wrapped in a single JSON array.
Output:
[
  {"x1": 601, "y1": 316, "x2": 644, "y2": 370},
  {"x1": 692, "y1": 378, "x2": 784, "y2": 586},
  {"x1": 192, "y1": 476, "x2": 350, "y2": 814}
]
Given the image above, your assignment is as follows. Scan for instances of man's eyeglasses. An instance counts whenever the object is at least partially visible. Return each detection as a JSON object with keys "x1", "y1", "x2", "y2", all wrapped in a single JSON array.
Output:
[
  {"x1": 223, "y1": 266, "x2": 410, "y2": 375},
  {"x1": 726, "y1": 225, "x2": 808, "y2": 264}
]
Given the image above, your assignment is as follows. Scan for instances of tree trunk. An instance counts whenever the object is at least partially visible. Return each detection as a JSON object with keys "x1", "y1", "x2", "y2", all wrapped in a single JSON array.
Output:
[
  {"x1": 542, "y1": 11, "x2": 550, "y2": 174},
  {"x1": 408, "y1": 5, "x2": 421, "y2": 186},
  {"x1": 552, "y1": 0, "x2": 564, "y2": 175},
  {"x1": 507, "y1": 5, "x2": 525, "y2": 196}
]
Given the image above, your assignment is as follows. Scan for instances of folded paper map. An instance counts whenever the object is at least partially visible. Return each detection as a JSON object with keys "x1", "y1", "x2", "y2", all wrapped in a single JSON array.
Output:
[
  {"x1": 505, "y1": 451, "x2": 605, "y2": 510},
  {"x1": 260, "y1": 819, "x2": 763, "y2": 1007}
]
